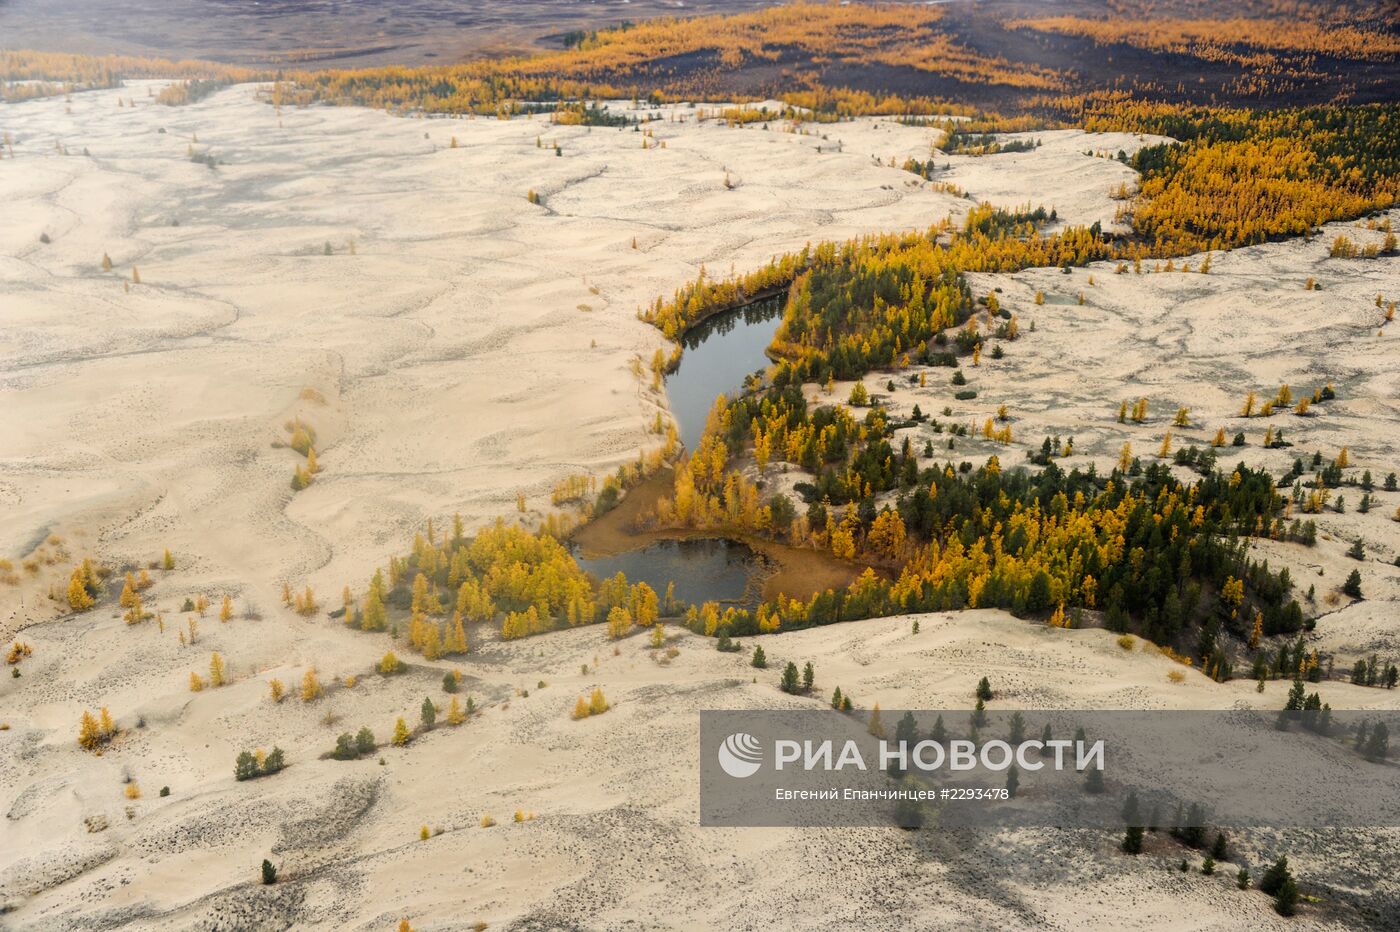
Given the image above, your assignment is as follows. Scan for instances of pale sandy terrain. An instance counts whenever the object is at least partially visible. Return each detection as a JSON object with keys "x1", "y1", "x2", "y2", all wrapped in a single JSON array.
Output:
[
  {"x1": 1, "y1": 84, "x2": 1398, "y2": 930},
  {"x1": 0, "y1": 84, "x2": 971, "y2": 637}
]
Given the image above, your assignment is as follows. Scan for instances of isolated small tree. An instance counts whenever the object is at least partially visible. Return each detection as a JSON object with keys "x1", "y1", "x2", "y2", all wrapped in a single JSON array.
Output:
[
  {"x1": 1259, "y1": 855, "x2": 1292, "y2": 896},
  {"x1": 751, "y1": 645, "x2": 767, "y2": 668},
  {"x1": 162, "y1": 549, "x2": 175, "y2": 570},
  {"x1": 780, "y1": 662, "x2": 800, "y2": 694},
  {"x1": 118, "y1": 573, "x2": 137, "y2": 610},
  {"x1": 1274, "y1": 875, "x2": 1300, "y2": 916},
  {"x1": 333, "y1": 733, "x2": 356, "y2": 760},
  {"x1": 588, "y1": 687, "x2": 609, "y2": 715},
  {"x1": 67, "y1": 571, "x2": 95, "y2": 611},
  {"x1": 78, "y1": 710, "x2": 102, "y2": 750},
  {"x1": 1006, "y1": 764, "x2": 1020, "y2": 800},
  {"x1": 1364, "y1": 721, "x2": 1390, "y2": 761},
  {"x1": 301, "y1": 668, "x2": 321, "y2": 701},
  {"x1": 976, "y1": 677, "x2": 993, "y2": 701},
  {"x1": 420, "y1": 697, "x2": 436, "y2": 729},
  {"x1": 355, "y1": 726, "x2": 376, "y2": 755},
  {"x1": 209, "y1": 651, "x2": 225, "y2": 687},
  {"x1": 572, "y1": 695, "x2": 591, "y2": 720},
  {"x1": 362, "y1": 588, "x2": 387, "y2": 631},
  {"x1": 606, "y1": 605, "x2": 632, "y2": 639},
  {"x1": 867, "y1": 703, "x2": 885, "y2": 738},
  {"x1": 1343, "y1": 570, "x2": 1363, "y2": 599},
  {"x1": 802, "y1": 662, "x2": 815, "y2": 692},
  {"x1": 262, "y1": 859, "x2": 277, "y2": 885},
  {"x1": 392, "y1": 717, "x2": 410, "y2": 746}
]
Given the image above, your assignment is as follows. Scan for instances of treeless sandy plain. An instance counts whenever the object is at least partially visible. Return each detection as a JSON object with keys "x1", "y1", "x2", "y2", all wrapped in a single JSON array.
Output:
[{"x1": 2, "y1": 83, "x2": 1398, "y2": 929}]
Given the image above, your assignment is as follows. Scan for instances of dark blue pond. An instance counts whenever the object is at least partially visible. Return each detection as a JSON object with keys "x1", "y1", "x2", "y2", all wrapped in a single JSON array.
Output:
[{"x1": 665, "y1": 295, "x2": 785, "y2": 451}]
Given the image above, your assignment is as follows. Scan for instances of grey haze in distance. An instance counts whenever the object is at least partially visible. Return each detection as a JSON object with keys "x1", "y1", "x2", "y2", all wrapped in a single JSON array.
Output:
[{"x1": 0, "y1": 0, "x2": 779, "y2": 67}]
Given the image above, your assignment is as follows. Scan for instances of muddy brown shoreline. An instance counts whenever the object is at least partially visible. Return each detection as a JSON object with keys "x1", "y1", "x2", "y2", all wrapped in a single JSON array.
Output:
[{"x1": 568, "y1": 470, "x2": 868, "y2": 605}]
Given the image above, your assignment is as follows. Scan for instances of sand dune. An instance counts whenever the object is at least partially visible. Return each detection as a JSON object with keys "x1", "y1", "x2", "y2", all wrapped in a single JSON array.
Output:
[{"x1": 2, "y1": 83, "x2": 1398, "y2": 929}]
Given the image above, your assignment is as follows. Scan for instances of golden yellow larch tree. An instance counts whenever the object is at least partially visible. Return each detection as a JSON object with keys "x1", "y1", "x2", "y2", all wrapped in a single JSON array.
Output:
[
  {"x1": 606, "y1": 605, "x2": 632, "y2": 639},
  {"x1": 867, "y1": 510, "x2": 907, "y2": 561},
  {"x1": 78, "y1": 710, "x2": 102, "y2": 750},
  {"x1": 67, "y1": 569, "x2": 95, "y2": 611}
]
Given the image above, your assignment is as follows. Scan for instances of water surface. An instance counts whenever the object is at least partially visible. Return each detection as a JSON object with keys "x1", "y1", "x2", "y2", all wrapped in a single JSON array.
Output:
[
  {"x1": 666, "y1": 296, "x2": 785, "y2": 450},
  {"x1": 571, "y1": 538, "x2": 762, "y2": 608}
]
